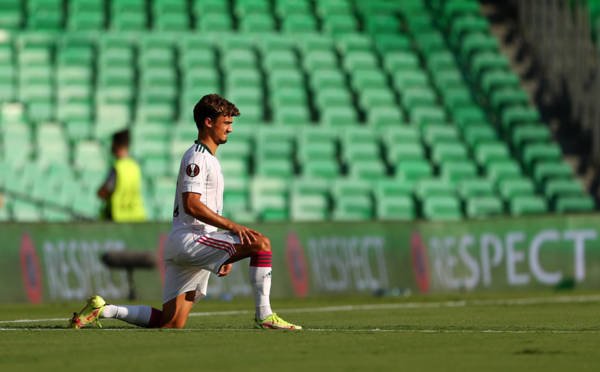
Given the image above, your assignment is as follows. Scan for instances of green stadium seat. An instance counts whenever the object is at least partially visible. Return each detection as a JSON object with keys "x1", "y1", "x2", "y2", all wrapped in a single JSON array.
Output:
[
  {"x1": 12, "y1": 200, "x2": 42, "y2": 222},
  {"x1": 365, "y1": 14, "x2": 401, "y2": 35},
  {"x1": 395, "y1": 159, "x2": 433, "y2": 182},
  {"x1": 322, "y1": 14, "x2": 358, "y2": 35},
  {"x1": 410, "y1": 107, "x2": 447, "y2": 127},
  {"x1": 414, "y1": 31, "x2": 446, "y2": 55},
  {"x1": 375, "y1": 178, "x2": 414, "y2": 198},
  {"x1": 533, "y1": 161, "x2": 573, "y2": 185},
  {"x1": 500, "y1": 106, "x2": 541, "y2": 131},
  {"x1": 463, "y1": 124, "x2": 497, "y2": 148},
  {"x1": 459, "y1": 178, "x2": 495, "y2": 198},
  {"x1": 466, "y1": 196, "x2": 504, "y2": 218},
  {"x1": 367, "y1": 107, "x2": 405, "y2": 127},
  {"x1": 255, "y1": 156, "x2": 294, "y2": 178},
  {"x1": 440, "y1": 160, "x2": 478, "y2": 184},
  {"x1": 0, "y1": 1, "x2": 22, "y2": 29},
  {"x1": 383, "y1": 52, "x2": 420, "y2": 73},
  {"x1": 336, "y1": 34, "x2": 373, "y2": 55},
  {"x1": 282, "y1": 14, "x2": 318, "y2": 33},
  {"x1": 376, "y1": 194, "x2": 415, "y2": 220},
  {"x1": 74, "y1": 140, "x2": 107, "y2": 171},
  {"x1": 402, "y1": 87, "x2": 437, "y2": 108},
  {"x1": 373, "y1": 34, "x2": 411, "y2": 53},
  {"x1": 474, "y1": 141, "x2": 510, "y2": 166},
  {"x1": 302, "y1": 159, "x2": 340, "y2": 180},
  {"x1": 251, "y1": 177, "x2": 289, "y2": 221},
  {"x1": 449, "y1": 16, "x2": 489, "y2": 46},
  {"x1": 555, "y1": 195, "x2": 595, "y2": 213},
  {"x1": 544, "y1": 179, "x2": 585, "y2": 200},
  {"x1": 452, "y1": 106, "x2": 487, "y2": 128},
  {"x1": 383, "y1": 126, "x2": 421, "y2": 145},
  {"x1": 512, "y1": 124, "x2": 551, "y2": 149},
  {"x1": 522, "y1": 142, "x2": 562, "y2": 170},
  {"x1": 415, "y1": 178, "x2": 456, "y2": 200},
  {"x1": 426, "y1": 51, "x2": 457, "y2": 72},
  {"x1": 490, "y1": 88, "x2": 529, "y2": 114},
  {"x1": 469, "y1": 52, "x2": 510, "y2": 80},
  {"x1": 422, "y1": 124, "x2": 459, "y2": 145},
  {"x1": 440, "y1": 86, "x2": 475, "y2": 111},
  {"x1": 387, "y1": 143, "x2": 425, "y2": 164},
  {"x1": 486, "y1": 159, "x2": 522, "y2": 181},
  {"x1": 431, "y1": 69, "x2": 465, "y2": 90},
  {"x1": 431, "y1": 142, "x2": 469, "y2": 164},
  {"x1": 351, "y1": 70, "x2": 388, "y2": 90},
  {"x1": 498, "y1": 177, "x2": 535, "y2": 200},
  {"x1": 480, "y1": 70, "x2": 520, "y2": 96},
  {"x1": 393, "y1": 70, "x2": 429, "y2": 91},
  {"x1": 459, "y1": 33, "x2": 499, "y2": 62},
  {"x1": 321, "y1": 106, "x2": 358, "y2": 126},
  {"x1": 349, "y1": 160, "x2": 387, "y2": 181},
  {"x1": 423, "y1": 195, "x2": 462, "y2": 220},
  {"x1": 343, "y1": 51, "x2": 378, "y2": 72},
  {"x1": 332, "y1": 192, "x2": 373, "y2": 220},
  {"x1": 509, "y1": 195, "x2": 548, "y2": 216}
]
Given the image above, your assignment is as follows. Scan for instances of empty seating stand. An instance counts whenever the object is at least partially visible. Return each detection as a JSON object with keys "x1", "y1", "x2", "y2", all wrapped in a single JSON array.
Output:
[{"x1": 0, "y1": 0, "x2": 595, "y2": 223}]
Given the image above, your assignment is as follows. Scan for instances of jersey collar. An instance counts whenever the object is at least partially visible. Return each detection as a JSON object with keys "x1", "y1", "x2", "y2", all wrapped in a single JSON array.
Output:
[{"x1": 194, "y1": 140, "x2": 213, "y2": 155}]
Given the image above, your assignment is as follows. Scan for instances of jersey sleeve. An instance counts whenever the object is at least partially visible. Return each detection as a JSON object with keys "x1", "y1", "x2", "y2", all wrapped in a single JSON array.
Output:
[
  {"x1": 181, "y1": 152, "x2": 209, "y2": 194},
  {"x1": 101, "y1": 167, "x2": 117, "y2": 194}
]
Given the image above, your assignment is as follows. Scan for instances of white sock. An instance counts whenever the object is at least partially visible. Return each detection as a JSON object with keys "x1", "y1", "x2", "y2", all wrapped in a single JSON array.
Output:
[
  {"x1": 101, "y1": 304, "x2": 154, "y2": 327},
  {"x1": 249, "y1": 266, "x2": 273, "y2": 320}
]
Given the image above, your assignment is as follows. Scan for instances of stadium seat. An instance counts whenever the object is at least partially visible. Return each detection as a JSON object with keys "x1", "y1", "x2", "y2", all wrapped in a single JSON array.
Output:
[
  {"x1": 376, "y1": 194, "x2": 415, "y2": 220},
  {"x1": 498, "y1": 177, "x2": 535, "y2": 200},
  {"x1": 555, "y1": 195, "x2": 595, "y2": 213},
  {"x1": 423, "y1": 195, "x2": 462, "y2": 220},
  {"x1": 509, "y1": 195, "x2": 548, "y2": 216},
  {"x1": 466, "y1": 196, "x2": 504, "y2": 218}
]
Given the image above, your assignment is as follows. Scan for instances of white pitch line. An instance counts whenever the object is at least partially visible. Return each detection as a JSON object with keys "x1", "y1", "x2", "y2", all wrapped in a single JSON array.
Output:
[
  {"x1": 1, "y1": 294, "x2": 600, "y2": 325},
  {"x1": 1, "y1": 327, "x2": 599, "y2": 334}
]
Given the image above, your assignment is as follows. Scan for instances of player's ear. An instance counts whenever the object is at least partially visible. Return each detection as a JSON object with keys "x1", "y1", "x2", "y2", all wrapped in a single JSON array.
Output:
[{"x1": 204, "y1": 117, "x2": 213, "y2": 128}]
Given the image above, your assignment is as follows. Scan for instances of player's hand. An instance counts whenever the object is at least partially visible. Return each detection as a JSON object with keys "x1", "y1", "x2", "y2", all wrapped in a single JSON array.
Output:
[
  {"x1": 218, "y1": 263, "x2": 232, "y2": 277},
  {"x1": 229, "y1": 223, "x2": 260, "y2": 245}
]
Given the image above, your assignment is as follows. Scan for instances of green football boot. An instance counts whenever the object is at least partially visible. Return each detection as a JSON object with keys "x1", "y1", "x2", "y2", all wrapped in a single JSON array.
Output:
[
  {"x1": 70, "y1": 295, "x2": 106, "y2": 329},
  {"x1": 255, "y1": 313, "x2": 302, "y2": 330}
]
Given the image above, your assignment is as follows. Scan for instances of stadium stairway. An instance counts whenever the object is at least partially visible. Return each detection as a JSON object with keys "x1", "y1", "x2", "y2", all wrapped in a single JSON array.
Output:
[{"x1": 0, "y1": 0, "x2": 596, "y2": 223}]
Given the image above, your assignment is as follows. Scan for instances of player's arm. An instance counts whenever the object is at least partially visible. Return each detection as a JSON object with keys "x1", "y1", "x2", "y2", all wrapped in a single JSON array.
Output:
[
  {"x1": 97, "y1": 168, "x2": 116, "y2": 200},
  {"x1": 182, "y1": 192, "x2": 259, "y2": 244}
]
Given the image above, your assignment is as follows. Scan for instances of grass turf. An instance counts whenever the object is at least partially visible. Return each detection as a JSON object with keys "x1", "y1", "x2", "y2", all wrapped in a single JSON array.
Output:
[{"x1": 1, "y1": 291, "x2": 599, "y2": 371}]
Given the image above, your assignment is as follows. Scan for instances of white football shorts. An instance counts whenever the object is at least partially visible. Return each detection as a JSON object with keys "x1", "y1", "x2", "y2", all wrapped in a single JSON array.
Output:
[{"x1": 162, "y1": 229, "x2": 240, "y2": 304}]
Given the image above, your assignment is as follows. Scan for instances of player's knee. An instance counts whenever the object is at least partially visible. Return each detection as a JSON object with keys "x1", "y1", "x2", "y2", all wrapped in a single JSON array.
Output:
[{"x1": 256, "y1": 236, "x2": 271, "y2": 252}]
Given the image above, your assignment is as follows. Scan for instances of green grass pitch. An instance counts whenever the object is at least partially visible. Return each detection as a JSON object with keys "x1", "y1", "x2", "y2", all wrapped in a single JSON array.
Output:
[{"x1": 1, "y1": 291, "x2": 599, "y2": 371}]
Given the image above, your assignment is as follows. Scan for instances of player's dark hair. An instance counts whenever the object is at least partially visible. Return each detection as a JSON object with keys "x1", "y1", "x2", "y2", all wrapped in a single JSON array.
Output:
[
  {"x1": 112, "y1": 129, "x2": 130, "y2": 148},
  {"x1": 193, "y1": 94, "x2": 240, "y2": 130}
]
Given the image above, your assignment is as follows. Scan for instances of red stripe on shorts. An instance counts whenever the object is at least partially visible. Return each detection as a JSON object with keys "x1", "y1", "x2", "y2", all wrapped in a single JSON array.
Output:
[
  {"x1": 196, "y1": 236, "x2": 235, "y2": 256},
  {"x1": 200, "y1": 237, "x2": 235, "y2": 255},
  {"x1": 198, "y1": 240, "x2": 235, "y2": 256}
]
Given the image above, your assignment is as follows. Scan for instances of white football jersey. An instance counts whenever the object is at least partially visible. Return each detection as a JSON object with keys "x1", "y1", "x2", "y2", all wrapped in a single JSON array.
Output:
[{"x1": 170, "y1": 140, "x2": 224, "y2": 234}]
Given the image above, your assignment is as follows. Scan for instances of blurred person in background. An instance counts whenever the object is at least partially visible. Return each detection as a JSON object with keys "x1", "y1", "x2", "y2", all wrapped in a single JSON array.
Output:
[{"x1": 97, "y1": 129, "x2": 146, "y2": 222}]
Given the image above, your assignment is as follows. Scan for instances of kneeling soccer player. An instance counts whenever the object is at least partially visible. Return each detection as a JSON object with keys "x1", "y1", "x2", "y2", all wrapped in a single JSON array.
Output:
[{"x1": 70, "y1": 94, "x2": 301, "y2": 330}]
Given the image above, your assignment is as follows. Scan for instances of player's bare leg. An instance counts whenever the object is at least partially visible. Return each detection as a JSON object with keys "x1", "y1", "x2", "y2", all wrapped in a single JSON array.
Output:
[
  {"x1": 71, "y1": 296, "x2": 163, "y2": 329},
  {"x1": 160, "y1": 291, "x2": 196, "y2": 328}
]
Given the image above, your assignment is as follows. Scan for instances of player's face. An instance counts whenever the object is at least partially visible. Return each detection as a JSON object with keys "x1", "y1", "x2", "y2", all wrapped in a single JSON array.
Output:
[{"x1": 211, "y1": 115, "x2": 233, "y2": 144}]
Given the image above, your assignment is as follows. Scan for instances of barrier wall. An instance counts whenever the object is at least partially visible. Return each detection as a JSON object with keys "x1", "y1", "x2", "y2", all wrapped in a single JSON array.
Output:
[{"x1": 2, "y1": 214, "x2": 600, "y2": 303}]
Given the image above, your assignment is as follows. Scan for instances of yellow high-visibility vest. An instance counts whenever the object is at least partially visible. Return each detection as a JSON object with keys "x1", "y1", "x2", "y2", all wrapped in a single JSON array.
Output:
[{"x1": 110, "y1": 157, "x2": 146, "y2": 222}]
